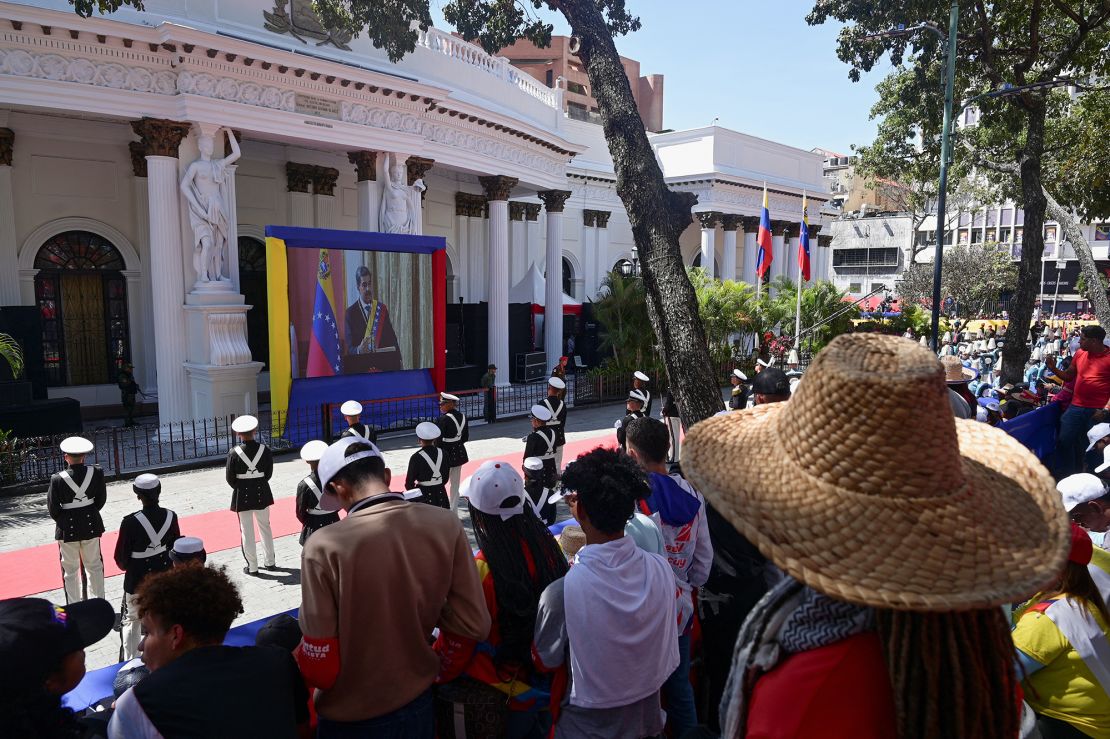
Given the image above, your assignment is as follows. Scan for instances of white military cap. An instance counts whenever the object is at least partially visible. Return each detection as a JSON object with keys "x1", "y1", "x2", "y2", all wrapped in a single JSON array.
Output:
[
  {"x1": 440, "y1": 392, "x2": 459, "y2": 403},
  {"x1": 170, "y1": 536, "x2": 206, "y2": 564},
  {"x1": 628, "y1": 389, "x2": 648, "y2": 403},
  {"x1": 733, "y1": 369, "x2": 748, "y2": 381},
  {"x1": 133, "y1": 473, "x2": 159, "y2": 491},
  {"x1": 523, "y1": 456, "x2": 545, "y2": 471},
  {"x1": 416, "y1": 421, "x2": 441, "y2": 441},
  {"x1": 633, "y1": 370, "x2": 650, "y2": 382},
  {"x1": 60, "y1": 437, "x2": 94, "y2": 455},
  {"x1": 548, "y1": 376, "x2": 566, "y2": 390},
  {"x1": 231, "y1": 415, "x2": 258, "y2": 433},
  {"x1": 787, "y1": 349, "x2": 800, "y2": 365},
  {"x1": 530, "y1": 404, "x2": 553, "y2": 422},
  {"x1": 300, "y1": 439, "x2": 328, "y2": 462},
  {"x1": 340, "y1": 400, "x2": 363, "y2": 416}
]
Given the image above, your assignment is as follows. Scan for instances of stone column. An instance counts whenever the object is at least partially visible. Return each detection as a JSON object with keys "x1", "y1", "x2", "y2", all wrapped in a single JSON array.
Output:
[
  {"x1": 348, "y1": 150, "x2": 378, "y2": 232},
  {"x1": 131, "y1": 118, "x2": 192, "y2": 423},
  {"x1": 312, "y1": 166, "x2": 340, "y2": 228},
  {"x1": 480, "y1": 176, "x2": 518, "y2": 387},
  {"x1": 524, "y1": 203, "x2": 541, "y2": 289},
  {"x1": 453, "y1": 192, "x2": 470, "y2": 302},
  {"x1": 721, "y1": 214, "x2": 741, "y2": 282},
  {"x1": 539, "y1": 190, "x2": 571, "y2": 368},
  {"x1": 128, "y1": 142, "x2": 158, "y2": 392},
  {"x1": 223, "y1": 132, "x2": 242, "y2": 293},
  {"x1": 808, "y1": 225, "x2": 823, "y2": 281},
  {"x1": 406, "y1": 157, "x2": 434, "y2": 237},
  {"x1": 698, "y1": 212, "x2": 720, "y2": 279},
  {"x1": 0, "y1": 129, "x2": 18, "y2": 305},
  {"x1": 509, "y1": 202, "x2": 527, "y2": 286},
  {"x1": 595, "y1": 211, "x2": 611, "y2": 298},
  {"x1": 741, "y1": 216, "x2": 759, "y2": 285},
  {"x1": 582, "y1": 210, "x2": 597, "y2": 297},
  {"x1": 286, "y1": 163, "x2": 315, "y2": 226}
]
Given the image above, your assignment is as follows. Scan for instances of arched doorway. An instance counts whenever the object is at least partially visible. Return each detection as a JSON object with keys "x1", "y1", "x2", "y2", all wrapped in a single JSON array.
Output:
[
  {"x1": 561, "y1": 256, "x2": 574, "y2": 297},
  {"x1": 34, "y1": 231, "x2": 131, "y2": 386},
  {"x1": 690, "y1": 252, "x2": 720, "y2": 276},
  {"x1": 238, "y1": 236, "x2": 269, "y2": 368}
]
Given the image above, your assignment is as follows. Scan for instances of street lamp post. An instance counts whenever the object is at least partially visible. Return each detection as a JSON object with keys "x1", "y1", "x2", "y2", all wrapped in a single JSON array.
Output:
[{"x1": 930, "y1": 1, "x2": 960, "y2": 352}]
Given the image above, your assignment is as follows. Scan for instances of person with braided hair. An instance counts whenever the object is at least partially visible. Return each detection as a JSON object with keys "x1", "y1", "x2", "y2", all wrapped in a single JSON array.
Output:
[{"x1": 434, "y1": 461, "x2": 569, "y2": 738}]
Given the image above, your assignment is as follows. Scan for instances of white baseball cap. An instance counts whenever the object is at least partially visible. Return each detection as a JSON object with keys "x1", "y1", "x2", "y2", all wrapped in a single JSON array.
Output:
[
  {"x1": 60, "y1": 437, "x2": 94, "y2": 455},
  {"x1": 1058, "y1": 473, "x2": 1107, "y2": 511},
  {"x1": 300, "y1": 439, "x2": 327, "y2": 462},
  {"x1": 460, "y1": 460, "x2": 525, "y2": 520},
  {"x1": 548, "y1": 376, "x2": 566, "y2": 390},
  {"x1": 530, "y1": 404, "x2": 553, "y2": 422},
  {"x1": 316, "y1": 436, "x2": 384, "y2": 511},
  {"x1": 633, "y1": 371, "x2": 650, "y2": 382},
  {"x1": 732, "y1": 369, "x2": 748, "y2": 381},
  {"x1": 416, "y1": 421, "x2": 441, "y2": 441},
  {"x1": 340, "y1": 400, "x2": 363, "y2": 416},
  {"x1": 231, "y1": 415, "x2": 258, "y2": 433},
  {"x1": 1086, "y1": 423, "x2": 1110, "y2": 452}
]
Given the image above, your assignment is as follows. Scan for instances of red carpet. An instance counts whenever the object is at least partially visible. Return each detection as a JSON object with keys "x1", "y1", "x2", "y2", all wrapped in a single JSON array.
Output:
[{"x1": 0, "y1": 433, "x2": 615, "y2": 599}]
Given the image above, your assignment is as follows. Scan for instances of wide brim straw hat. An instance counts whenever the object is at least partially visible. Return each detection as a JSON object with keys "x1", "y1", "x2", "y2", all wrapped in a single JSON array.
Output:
[
  {"x1": 681, "y1": 333, "x2": 1069, "y2": 611},
  {"x1": 940, "y1": 355, "x2": 978, "y2": 384}
]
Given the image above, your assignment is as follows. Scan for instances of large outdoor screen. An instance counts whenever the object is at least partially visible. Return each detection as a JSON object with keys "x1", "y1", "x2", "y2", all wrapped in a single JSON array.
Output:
[{"x1": 287, "y1": 246, "x2": 434, "y2": 377}]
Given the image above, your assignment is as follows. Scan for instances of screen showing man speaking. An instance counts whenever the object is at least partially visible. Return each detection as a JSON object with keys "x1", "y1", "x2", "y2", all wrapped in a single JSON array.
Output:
[{"x1": 287, "y1": 246, "x2": 434, "y2": 377}]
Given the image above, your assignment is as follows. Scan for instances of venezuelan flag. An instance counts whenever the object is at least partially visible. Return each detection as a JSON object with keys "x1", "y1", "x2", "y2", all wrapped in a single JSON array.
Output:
[
  {"x1": 798, "y1": 192, "x2": 811, "y2": 282},
  {"x1": 307, "y1": 248, "x2": 342, "y2": 377},
  {"x1": 756, "y1": 185, "x2": 773, "y2": 280}
]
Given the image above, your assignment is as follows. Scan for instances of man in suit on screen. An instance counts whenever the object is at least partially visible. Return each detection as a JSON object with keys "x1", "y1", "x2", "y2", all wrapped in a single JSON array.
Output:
[{"x1": 344, "y1": 265, "x2": 400, "y2": 364}]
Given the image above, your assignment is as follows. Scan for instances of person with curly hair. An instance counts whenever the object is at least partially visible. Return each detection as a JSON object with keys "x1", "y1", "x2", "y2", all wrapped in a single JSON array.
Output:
[
  {"x1": 107, "y1": 565, "x2": 310, "y2": 738},
  {"x1": 533, "y1": 447, "x2": 680, "y2": 739}
]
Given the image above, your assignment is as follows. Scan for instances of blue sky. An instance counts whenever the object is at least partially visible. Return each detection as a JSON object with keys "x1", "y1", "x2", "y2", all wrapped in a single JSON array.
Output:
[{"x1": 428, "y1": 1, "x2": 892, "y2": 155}]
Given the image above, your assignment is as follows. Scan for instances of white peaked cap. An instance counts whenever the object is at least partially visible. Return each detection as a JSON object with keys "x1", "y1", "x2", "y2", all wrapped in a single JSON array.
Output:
[
  {"x1": 733, "y1": 368, "x2": 748, "y2": 381},
  {"x1": 340, "y1": 400, "x2": 362, "y2": 416},
  {"x1": 987, "y1": 338, "x2": 997, "y2": 350},
  {"x1": 530, "y1": 404, "x2": 553, "y2": 422},
  {"x1": 629, "y1": 389, "x2": 648, "y2": 403},
  {"x1": 300, "y1": 439, "x2": 328, "y2": 462},
  {"x1": 548, "y1": 376, "x2": 566, "y2": 390},
  {"x1": 60, "y1": 436, "x2": 94, "y2": 455},
  {"x1": 133, "y1": 473, "x2": 159, "y2": 490},
  {"x1": 440, "y1": 392, "x2": 459, "y2": 403},
  {"x1": 523, "y1": 456, "x2": 545, "y2": 471},
  {"x1": 787, "y1": 349, "x2": 800, "y2": 365},
  {"x1": 919, "y1": 337, "x2": 928, "y2": 347},
  {"x1": 231, "y1": 415, "x2": 258, "y2": 433},
  {"x1": 172, "y1": 537, "x2": 205, "y2": 555},
  {"x1": 633, "y1": 370, "x2": 650, "y2": 382},
  {"x1": 416, "y1": 421, "x2": 441, "y2": 441}
]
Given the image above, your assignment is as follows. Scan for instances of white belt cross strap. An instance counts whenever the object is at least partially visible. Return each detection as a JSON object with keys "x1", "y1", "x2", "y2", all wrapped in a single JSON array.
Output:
[
  {"x1": 348, "y1": 425, "x2": 373, "y2": 442},
  {"x1": 303, "y1": 476, "x2": 331, "y2": 516},
  {"x1": 131, "y1": 511, "x2": 175, "y2": 559},
  {"x1": 537, "y1": 429, "x2": 556, "y2": 460},
  {"x1": 543, "y1": 400, "x2": 564, "y2": 427},
  {"x1": 1045, "y1": 597, "x2": 1110, "y2": 696},
  {"x1": 233, "y1": 444, "x2": 267, "y2": 480},
  {"x1": 58, "y1": 468, "x2": 95, "y2": 510},
  {"x1": 416, "y1": 448, "x2": 444, "y2": 486},
  {"x1": 442, "y1": 413, "x2": 465, "y2": 443},
  {"x1": 530, "y1": 486, "x2": 552, "y2": 517}
]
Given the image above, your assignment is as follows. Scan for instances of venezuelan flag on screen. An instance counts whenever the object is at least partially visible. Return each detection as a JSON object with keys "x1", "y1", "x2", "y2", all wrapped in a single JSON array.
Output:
[
  {"x1": 307, "y1": 248, "x2": 342, "y2": 376},
  {"x1": 798, "y1": 192, "x2": 811, "y2": 282},
  {"x1": 756, "y1": 186, "x2": 773, "y2": 279}
]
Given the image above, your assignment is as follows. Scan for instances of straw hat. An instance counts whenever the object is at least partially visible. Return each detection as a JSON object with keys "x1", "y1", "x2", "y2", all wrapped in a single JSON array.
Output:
[
  {"x1": 939, "y1": 355, "x2": 978, "y2": 384},
  {"x1": 681, "y1": 333, "x2": 1068, "y2": 611},
  {"x1": 559, "y1": 525, "x2": 586, "y2": 558}
]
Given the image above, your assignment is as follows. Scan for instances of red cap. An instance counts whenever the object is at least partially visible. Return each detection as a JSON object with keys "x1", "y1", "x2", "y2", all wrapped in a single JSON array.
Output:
[{"x1": 1069, "y1": 522, "x2": 1093, "y2": 565}]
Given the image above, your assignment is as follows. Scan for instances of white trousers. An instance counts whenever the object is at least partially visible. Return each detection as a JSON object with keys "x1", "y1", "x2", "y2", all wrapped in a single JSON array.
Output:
[
  {"x1": 59, "y1": 539, "x2": 104, "y2": 603},
  {"x1": 238, "y1": 508, "x2": 275, "y2": 571},
  {"x1": 555, "y1": 446, "x2": 564, "y2": 474},
  {"x1": 122, "y1": 591, "x2": 141, "y2": 660},
  {"x1": 448, "y1": 466, "x2": 462, "y2": 511},
  {"x1": 666, "y1": 416, "x2": 682, "y2": 464}
]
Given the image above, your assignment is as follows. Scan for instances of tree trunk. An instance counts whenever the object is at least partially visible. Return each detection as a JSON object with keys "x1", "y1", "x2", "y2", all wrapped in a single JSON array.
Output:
[
  {"x1": 1045, "y1": 189, "x2": 1110, "y2": 327},
  {"x1": 555, "y1": 0, "x2": 722, "y2": 425},
  {"x1": 1001, "y1": 104, "x2": 1048, "y2": 385}
]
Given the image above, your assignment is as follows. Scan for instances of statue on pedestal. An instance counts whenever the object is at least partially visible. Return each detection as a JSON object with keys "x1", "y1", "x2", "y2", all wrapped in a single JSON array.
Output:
[
  {"x1": 180, "y1": 128, "x2": 241, "y2": 286},
  {"x1": 379, "y1": 153, "x2": 425, "y2": 235}
]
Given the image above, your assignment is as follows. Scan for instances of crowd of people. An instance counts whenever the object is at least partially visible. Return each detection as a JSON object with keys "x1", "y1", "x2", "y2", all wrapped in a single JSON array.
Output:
[{"x1": 4, "y1": 322, "x2": 1110, "y2": 738}]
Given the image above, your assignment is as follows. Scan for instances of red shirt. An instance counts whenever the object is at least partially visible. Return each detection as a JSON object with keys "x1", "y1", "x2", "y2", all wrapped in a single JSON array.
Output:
[{"x1": 1071, "y1": 347, "x2": 1110, "y2": 408}]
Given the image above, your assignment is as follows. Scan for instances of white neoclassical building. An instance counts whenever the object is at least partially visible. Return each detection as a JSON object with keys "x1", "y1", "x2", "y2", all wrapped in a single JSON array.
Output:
[{"x1": 0, "y1": 0, "x2": 829, "y2": 422}]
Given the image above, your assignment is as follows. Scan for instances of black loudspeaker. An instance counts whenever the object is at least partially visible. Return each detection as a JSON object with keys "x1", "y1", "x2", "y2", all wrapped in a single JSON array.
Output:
[
  {"x1": 0, "y1": 306, "x2": 47, "y2": 399},
  {"x1": 463, "y1": 303, "x2": 488, "y2": 368},
  {"x1": 508, "y1": 304, "x2": 534, "y2": 359}
]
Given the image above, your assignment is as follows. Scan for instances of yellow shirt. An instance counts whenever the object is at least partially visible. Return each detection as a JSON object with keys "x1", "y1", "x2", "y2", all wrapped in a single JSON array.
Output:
[{"x1": 1013, "y1": 595, "x2": 1110, "y2": 738}]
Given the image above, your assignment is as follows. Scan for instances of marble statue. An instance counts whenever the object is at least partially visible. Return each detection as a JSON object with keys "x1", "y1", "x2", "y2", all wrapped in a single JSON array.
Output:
[
  {"x1": 380, "y1": 153, "x2": 425, "y2": 235},
  {"x1": 180, "y1": 128, "x2": 240, "y2": 285}
]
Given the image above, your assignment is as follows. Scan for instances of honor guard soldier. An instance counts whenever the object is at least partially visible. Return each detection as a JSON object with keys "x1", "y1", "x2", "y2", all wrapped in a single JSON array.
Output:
[
  {"x1": 340, "y1": 400, "x2": 377, "y2": 444},
  {"x1": 523, "y1": 404, "x2": 558, "y2": 487},
  {"x1": 114, "y1": 474, "x2": 179, "y2": 659},
  {"x1": 551, "y1": 356, "x2": 569, "y2": 401},
  {"x1": 405, "y1": 422, "x2": 449, "y2": 508},
  {"x1": 170, "y1": 536, "x2": 207, "y2": 567},
  {"x1": 436, "y1": 393, "x2": 469, "y2": 510},
  {"x1": 616, "y1": 390, "x2": 647, "y2": 452},
  {"x1": 729, "y1": 369, "x2": 750, "y2": 411},
  {"x1": 632, "y1": 370, "x2": 653, "y2": 416},
  {"x1": 296, "y1": 440, "x2": 339, "y2": 545},
  {"x1": 523, "y1": 456, "x2": 560, "y2": 526},
  {"x1": 541, "y1": 376, "x2": 568, "y2": 472},
  {"x1": 226, "y1": 415, "x2": 275, "y2": 575},
  {"x1": 48, "y1": 436, "x2": 107, "y2": 603}
]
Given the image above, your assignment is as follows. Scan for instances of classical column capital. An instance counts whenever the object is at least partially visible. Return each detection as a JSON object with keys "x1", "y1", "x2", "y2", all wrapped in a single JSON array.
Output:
[
  {"x1": 406, "y1": 156, "x2": 434, "y2": 186},
  {"x1": 582, "y1": 209, "x2": 597, "y2": 227},
  {"x1": 537, "y1": 189, "x2": 572, "y2": 213},
  {"x1": 347, "y1": 150, "x2": 376, "y2": 182},
  {"x1": 524, "y1": 203, "x2": 541, "y2": 221},
  {"x1": 818, "y1": 234, "x2": 833, "y2": 247},
  {"x1": 479, "y1": 175, "x2": 518, "y2": 202},
  {"x1": 130, "y1": 117, "x2": 190, "y2": 158},
  {"x1": 696, "y1": 211, "x2": 721, "y2": 229},
  {"x1": 312, "y1": 166, "x2": 340, "y2": 197},
  {"x1": 0, "y1": 128, "x2": 12, "y2": 166},
  {"x1": 771, "y1": 220, "x2": 792, "y2": 236},
  {"x1": 286, "y1": 162, "x2": 315, "y2": 193},
  {"x1": 509, "y1": 202, "x2": 526, "y2": 222},
  {"x1": 808, "y1": 224, "x2": 822, "y2": 236},
  {"x1": 720, "y1": 214, "x2": 742, "y2": 231},
  {"x1": 595, "y1": 210, "x2": 611, "y2": 228},
  {"x1": 741, "y1": 215, "x2": 761, "y2": 232},
  {"x1": 128, "y1": 141, "x2": 147, "y2": 177},
  {"x1": 455, "y1": 192, "x2": 488, "y2": 218}
]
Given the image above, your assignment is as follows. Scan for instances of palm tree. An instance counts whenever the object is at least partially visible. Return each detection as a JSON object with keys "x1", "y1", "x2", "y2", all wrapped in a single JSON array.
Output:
[
  {"x1": 0, "y1": 333, "x2": 23, "y2": 380},
  {"x1": 594, "y1": 271, "x2": 653, "y2": 372}
]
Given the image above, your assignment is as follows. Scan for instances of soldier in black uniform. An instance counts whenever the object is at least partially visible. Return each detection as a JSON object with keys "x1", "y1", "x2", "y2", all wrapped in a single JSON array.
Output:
[
  {"x1": 633, "y1": 370, "x2": 653, "y2": 416},
  {"x1": 295, "y1": 440, "x2": 339, "y2": 545},
  {"x1": 118, "y1": 362, "x2": 141, "y2": 427},
  {"x1": 523, "y1": 456, "x2": 558, "y2": 525},
  {"x1": 522, "y1": 404, "x2": 558, "y2": 487},
  {"x1": 225, "y1": 415, "x2": 275, "y2": 575},
  {"x1": 47, "y1": 436, "x2": 107, "y2": 603},
  {"x1": 405, "y1": 422, "x2": 448, "y2": 508},
  {"x1": 114, "y1": 473, "x2": 179, "y2": 659},
  {"x1": 436, "y1": 393, "x2": 469, "y2": 510},
  {"x1": 729, "y1": 369, "x2": 750, "y2": 411},
  {"x1": 340, "y1": 400, "x2": 377, "y2": 444},
  {"x1": 615, "y1": 390, "x2": 647, "y2": 452},
  {"x1": 541, "y1": 376, "x2": 568, "y2": 474}
]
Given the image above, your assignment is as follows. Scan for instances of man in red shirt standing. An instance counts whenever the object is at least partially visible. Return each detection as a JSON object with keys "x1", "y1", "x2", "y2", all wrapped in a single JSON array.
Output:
[{"x1": 1049, "y1": 324, "x2": 1110, "y2": 478}]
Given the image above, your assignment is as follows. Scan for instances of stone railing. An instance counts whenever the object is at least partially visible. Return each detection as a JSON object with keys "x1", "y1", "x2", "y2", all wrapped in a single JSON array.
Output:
[{"x1": 416, "y1": 26, "x2": 559, "y2": 108}]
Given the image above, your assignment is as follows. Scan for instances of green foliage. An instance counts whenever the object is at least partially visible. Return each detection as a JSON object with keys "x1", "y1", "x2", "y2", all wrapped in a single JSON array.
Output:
[
  {"x1": 0, "y1": 333, "x2": 23, "y2": 380},
  {"x1": 763, "y1": 277, "x2": 859, "y2": 354},
  {"x1": 592, "y1": 271, "x2": 654, "y2": 374},
  {"x1": 688, "y1": 268, "x2": 758, "y2": 359},
  {"x1": 895, "y1": 245, "x2": 1018, "y2": 318},
  {"x1": 70, "y1": 0, "x2": 143, "y2": 17}
]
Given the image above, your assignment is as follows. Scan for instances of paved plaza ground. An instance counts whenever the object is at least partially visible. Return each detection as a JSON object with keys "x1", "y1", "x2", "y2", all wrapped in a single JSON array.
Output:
[{"x1": 0, "y1": 402, "x2": 626, "y2": 672}]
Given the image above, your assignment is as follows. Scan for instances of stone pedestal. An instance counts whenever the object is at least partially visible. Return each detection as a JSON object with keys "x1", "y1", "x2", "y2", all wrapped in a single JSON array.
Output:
[{"x1": 183, "y1": 288, "x2": 262, "y2": 419}]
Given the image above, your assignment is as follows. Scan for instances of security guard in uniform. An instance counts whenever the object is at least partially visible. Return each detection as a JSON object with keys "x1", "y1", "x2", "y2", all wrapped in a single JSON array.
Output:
[
  {"x1": 616, "y1": 390, "x2": 647, "y2": 452},
  {"x1": 340, "y1": 400, "x2": 377, "y2": 444},
  {"x1": 295, "y1": 440, "x2": 339, "y2": 545},
  {"x1": 405, "y1": 421, "x2": 448, "y2": 508},
  {"x1": 114, "y1": 473, "x2": 179, "y2": 659},
  {"x1": 436, "y1": 393, "x2": 469, "y2": 510},
  {"x1": 632, "y1": 370, "x2": 653, "y2": 416},
  {"x1": 47, "y1": 436, "x2": 107, "y2": 603},
  {"x1": 729, "y1": 369, "x2": 750, "y2": 410},
  {"x1": 225, "y1": 415, "x2": 275, "y2": 575},
  {"x1": 541, "y1": 376, "x2": 568, "y2": 473},
  {"x1": 523, "y1": 404, "x2": 558, "y2": 487}
]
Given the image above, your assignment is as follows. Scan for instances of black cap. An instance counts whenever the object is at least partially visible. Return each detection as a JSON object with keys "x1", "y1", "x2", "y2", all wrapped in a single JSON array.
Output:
[
  {"x1": 255, "y1": 613, "x2": 302, "y2": 652},
  {"x1": 752, "y1": 368, "x2": 791, "y2": 396},
  {"x1": 0, "y1": 598, "x2": 114, "y2": 690},
  {"x1": 487, "y1": 364, "x2": 497, "y2": 369}
]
